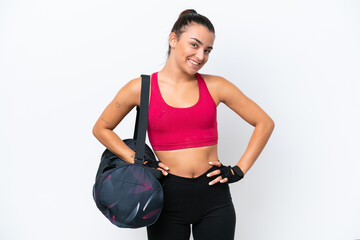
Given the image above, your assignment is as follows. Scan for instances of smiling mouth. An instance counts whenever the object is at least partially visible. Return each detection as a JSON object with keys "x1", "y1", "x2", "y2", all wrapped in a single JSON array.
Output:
[{"x1": 188, "y1": 59, "x2": 200, "y2": 66}]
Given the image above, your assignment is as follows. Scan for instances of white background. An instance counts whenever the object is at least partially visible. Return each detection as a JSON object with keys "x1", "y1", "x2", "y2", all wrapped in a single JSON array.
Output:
[{"x1": 1, "y1": 0, "x2": 360, "y2": 239}]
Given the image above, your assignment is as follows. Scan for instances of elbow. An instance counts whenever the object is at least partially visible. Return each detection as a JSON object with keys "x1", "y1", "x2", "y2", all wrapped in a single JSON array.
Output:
[
  {"x1": 269, "y1": 118, "x2": 275, "y2": 130},
  {"x1": 256, "y1": 116, "x2": 274, "y2": 132},
  {"x1": 92, "y1": 125, "x2": 100, "y2": 139},
  {"x1": 92, "y1": 123, "x2": 105, "y2": 140},
  {"x1": 93, "y1": 123, "x2": 113, "y2": 141},
  {"x1": 92, "y1": 125, "x2": 97, "y2": 137},
  {"x1": 255, "y1": 116, "x2": 275, "y2": 131},
  {"x1": 266, "y1": 117, "x2": 275, "y2": 135}
]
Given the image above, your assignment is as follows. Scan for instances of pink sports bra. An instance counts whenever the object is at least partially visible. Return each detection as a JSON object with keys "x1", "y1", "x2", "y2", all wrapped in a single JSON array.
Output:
[{"x1": 147, "y1": 72, "x2": 218, "y2": 151}]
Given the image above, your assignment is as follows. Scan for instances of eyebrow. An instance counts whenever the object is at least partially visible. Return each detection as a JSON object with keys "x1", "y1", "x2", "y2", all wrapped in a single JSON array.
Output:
[{"x1": 190, "y1": 38, "x2": 213, "y2": 49}]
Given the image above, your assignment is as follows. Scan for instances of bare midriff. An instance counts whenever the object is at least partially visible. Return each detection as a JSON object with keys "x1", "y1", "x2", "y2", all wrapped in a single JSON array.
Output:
[{"x1": 154, "y1": 144, "x2": 219, "y2": 178}]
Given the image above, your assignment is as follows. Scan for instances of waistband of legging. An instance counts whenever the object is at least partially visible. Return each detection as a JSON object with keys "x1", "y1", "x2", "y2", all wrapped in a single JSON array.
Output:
[{"x1": 164, "y1": 166, "x2": 218, "y2": 183}]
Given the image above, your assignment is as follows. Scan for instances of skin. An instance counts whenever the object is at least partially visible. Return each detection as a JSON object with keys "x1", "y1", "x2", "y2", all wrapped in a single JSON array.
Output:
[{"x1": 92, "y1": 22, "x2": 275, "y2": 185}]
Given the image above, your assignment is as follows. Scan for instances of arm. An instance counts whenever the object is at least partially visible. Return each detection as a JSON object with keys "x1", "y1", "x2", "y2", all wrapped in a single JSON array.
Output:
[
  {"x1": 92, "y1": 77, "x2": 170, "y2": 175},
  {"x1": 208, "y1": 76, "x2": 275, "y2": 184},
  {"x1": 92, "y1": 77, "x2": 142, "y2": 163}
]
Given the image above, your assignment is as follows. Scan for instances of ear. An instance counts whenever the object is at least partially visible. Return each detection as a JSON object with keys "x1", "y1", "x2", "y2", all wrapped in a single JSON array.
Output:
[{"x1": 169, "y1": 32, "x2": 177, "y2": 48}]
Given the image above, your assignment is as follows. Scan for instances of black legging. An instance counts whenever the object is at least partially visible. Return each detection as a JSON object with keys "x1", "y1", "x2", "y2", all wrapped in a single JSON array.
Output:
[{"x1": 147, "y1": 166, "x2": 236, "y2": 240}]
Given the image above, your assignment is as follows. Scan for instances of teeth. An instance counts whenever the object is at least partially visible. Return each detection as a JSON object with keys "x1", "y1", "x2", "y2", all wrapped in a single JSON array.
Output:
[{"x1": 189, "y1": 59, "x2": 199, "y2": 66}]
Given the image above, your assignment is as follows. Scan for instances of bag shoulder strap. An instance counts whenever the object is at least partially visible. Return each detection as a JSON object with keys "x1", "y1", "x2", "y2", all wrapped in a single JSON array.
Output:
[{"x1": 133, "y1": 74, "x2": 150, "y2": 161}]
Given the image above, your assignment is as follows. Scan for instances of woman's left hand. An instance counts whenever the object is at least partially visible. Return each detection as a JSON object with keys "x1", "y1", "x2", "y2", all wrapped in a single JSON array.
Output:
[{"x1": 207, "y1": 161, "x2": 244, "y2": 185}]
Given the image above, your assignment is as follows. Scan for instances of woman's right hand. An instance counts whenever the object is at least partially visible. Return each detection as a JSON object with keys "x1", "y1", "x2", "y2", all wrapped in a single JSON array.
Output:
[
  {"x1": 142, "y1": 160, "x2": 169, "y2": 176},
  {"x1": 158, "y1": 162, "x2": 170, "y2": 176},
  {"x1": 93, "y1": 77, "x2": 146, "y2": 164},
  {"x1": 139, "y1": 159, "x2": 169, "y2": 179}
]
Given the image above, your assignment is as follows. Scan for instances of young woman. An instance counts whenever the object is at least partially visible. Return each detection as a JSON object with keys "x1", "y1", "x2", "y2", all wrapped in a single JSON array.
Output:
[{"x1": 93, "y1": 9, "x2": 274, "y2": 240}]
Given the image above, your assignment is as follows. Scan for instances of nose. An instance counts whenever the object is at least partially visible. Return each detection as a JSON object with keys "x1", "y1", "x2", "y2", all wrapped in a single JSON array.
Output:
[{"x1": 195, "y1": 49, "x2": 204, "y2": 62}]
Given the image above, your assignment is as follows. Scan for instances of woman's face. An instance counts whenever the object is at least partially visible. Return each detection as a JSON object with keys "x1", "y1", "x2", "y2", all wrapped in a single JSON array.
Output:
[{"x1": 170, "y1": 23, "x2": 215, "y2": 75}]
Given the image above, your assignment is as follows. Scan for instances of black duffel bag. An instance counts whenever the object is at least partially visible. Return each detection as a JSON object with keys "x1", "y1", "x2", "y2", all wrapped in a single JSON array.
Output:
[{"x1": 92, "y1": 75, "x2": 163, "y2": 228}]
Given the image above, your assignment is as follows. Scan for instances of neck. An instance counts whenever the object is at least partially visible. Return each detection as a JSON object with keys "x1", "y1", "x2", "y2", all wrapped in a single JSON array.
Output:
[{"x1": 159, "y1": 56, "x2": 196, "y2": 84}]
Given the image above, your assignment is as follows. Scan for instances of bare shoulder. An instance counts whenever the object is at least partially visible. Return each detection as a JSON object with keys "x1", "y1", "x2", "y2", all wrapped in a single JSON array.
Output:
[
  {"x1": 201, "y1": 73, "x2": 274, "y2": 127},
  {"x1": 115, "y1": 76, "x2": 142, "y2": 107},
  {"x1": 199, "y1": 73, "x2": 241, "y2": 104},
  {"x1": 200, "y1": 73, "x2": 226, "y2": 84}
]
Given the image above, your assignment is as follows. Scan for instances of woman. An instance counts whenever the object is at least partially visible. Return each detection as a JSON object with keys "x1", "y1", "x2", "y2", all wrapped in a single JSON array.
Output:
[{"x1": 93, "y1": 9, "x2": 274, "y2": 240}]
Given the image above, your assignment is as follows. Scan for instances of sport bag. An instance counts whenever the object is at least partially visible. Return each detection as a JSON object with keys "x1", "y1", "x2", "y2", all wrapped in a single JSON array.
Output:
[{"x1": 92, "y1": 75, "x2": 164, "y2": 228}]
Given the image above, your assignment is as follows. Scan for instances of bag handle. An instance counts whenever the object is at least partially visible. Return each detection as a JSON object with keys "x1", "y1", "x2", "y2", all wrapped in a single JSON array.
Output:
[{"x1": 133, "y1": 74, "x2": 150, "y2": 161}]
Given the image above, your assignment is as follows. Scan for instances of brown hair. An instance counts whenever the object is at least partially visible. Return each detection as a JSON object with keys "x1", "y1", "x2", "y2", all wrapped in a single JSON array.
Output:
[{"x1": 167, "y1": 9, "x2": 215, "y2": 57}]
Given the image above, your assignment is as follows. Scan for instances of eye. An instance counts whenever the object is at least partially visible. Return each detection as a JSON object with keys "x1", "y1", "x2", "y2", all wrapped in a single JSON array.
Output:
[
  {"x1": 205, "y1": 49, "x2": 212, "y2": 54},
  {"x1": 191, "y1": 43, "x2": 198, "y2": 48}
]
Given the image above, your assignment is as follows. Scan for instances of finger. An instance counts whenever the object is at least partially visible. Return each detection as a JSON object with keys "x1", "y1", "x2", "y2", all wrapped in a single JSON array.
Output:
[
  {"x1": 157, "y1": 166, "x2": 169, "y2": 172},
  {"x1": 156, "y1": 167, "x2": 168, "y2": 176},
  {"x1": 220, "y1": 177, "x2": 228, "y2": 183},
  {"x1": 209, "y1": 176, "x2": 223, "y2": 186},
  {"x1": 209, "y1": 161, "x2": 222, "y2": 167},
  {"x1": 159, "y1": 169, "x2": 168, "y2": 176},
  {"x1": 158, "y1": 162, "x2": 170, "y2": 170},
  {"x1": 206, "y1": 169, "x2": 221, "y2": 177}
]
